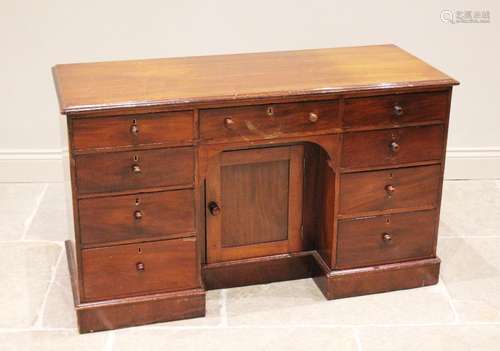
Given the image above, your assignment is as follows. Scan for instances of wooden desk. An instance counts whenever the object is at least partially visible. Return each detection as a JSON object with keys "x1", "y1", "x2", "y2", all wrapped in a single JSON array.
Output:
[{"x1": 52, "y1": 44, "x2": 458, "y2": 333}]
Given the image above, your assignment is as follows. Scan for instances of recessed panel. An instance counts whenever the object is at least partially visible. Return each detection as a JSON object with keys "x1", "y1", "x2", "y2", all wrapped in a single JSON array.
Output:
[{"x1": 221, "y1": 160, "x2": 290, "y2": 247}]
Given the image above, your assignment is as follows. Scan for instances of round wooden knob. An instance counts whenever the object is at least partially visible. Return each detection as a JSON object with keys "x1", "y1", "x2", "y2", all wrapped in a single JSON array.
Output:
[
  {"x1": 389, "y1": 141, "x2": 400, "y2": 153},
  {"x1": 309, "y1": 112, "x2": 319, "y2": 123},
  {"x1": 394, "y1": 104, "x2": 404, "y2": 116},
  {"x1": 385, "y1": 184, "x2": 396, "y2": 195},
  {"x1": 382, "y1": 233, "x2": 392, "y2": 243},
  {"x1": 208, "y1": 201, "x2": 221, "y2": 216},
  {"x1": 130, "y1": 124, "x2": 139, "y2": 135},
  {"x1": 224, "y1": 117, "x2": 235, "y2": 129},
  {"x1": 132, "y1": 164, "x2": 141, "y2": 174},
  {"x1": 136, "y1": 262, "x2": 145, "y2": 272},
  {"x1": 134, "y1": 210, "x2": 143, "y2": 220}
]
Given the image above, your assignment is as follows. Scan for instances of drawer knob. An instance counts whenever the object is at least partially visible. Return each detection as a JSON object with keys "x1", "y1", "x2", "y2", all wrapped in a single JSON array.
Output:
[
  {"x1": 385, "y1": 184, "x2": 396, "y2": 195},
  {"x1": 382, "y1": 233, "x2": 392, "y2": 243},
  {"x1": 394, "y1": 104, "x2": 404, "y2": 116},
  {"x1": 136, "y1": 262, "x2": 145, "y2": 272},
  {"x1": 132, "y1": 164, "x2": 141, "y2": 174},
  {"x1": 134, "y1": 210, "x2": 143, "y2": 220},
  {"x1": 309, "y1": 112, "x2": 319, "y2": 123},
  {"x1": 130, "y1": 124, "x2": 139, "y2": 135},
  {"x1": 224, "y1": 117, "x2": 235, "y2": 129},
  {"x1": 389, "y1": 141, "x2": 400, "y2": 153},
  {"x1": 208, "y1": 201, "x2": 221, "y2": 216}
]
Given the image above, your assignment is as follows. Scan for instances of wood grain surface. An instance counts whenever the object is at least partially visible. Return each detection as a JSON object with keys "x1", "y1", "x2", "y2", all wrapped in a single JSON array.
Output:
[{"x1": 53, "y1": 45, "x2": 458, "y2": 114}]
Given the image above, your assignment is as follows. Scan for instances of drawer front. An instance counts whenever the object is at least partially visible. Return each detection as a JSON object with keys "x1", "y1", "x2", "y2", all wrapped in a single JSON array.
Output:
[
  {"x1": 79, "y1": 189, "x2": 195, "y2": 246},
  {"x1": 336, "y1": 210, "x2": 437, "y2": 269},
  {"x1": 343, "y1": 91, "x2": 449, "y2": 129},
  {"x1": 200, "y1": 100, "x2": 339, "y2": 142},
  {"x1": 82, "y1": 238, "x2": 199, "y2": 301},
  {"x1": 341, "y1": 125, "x2": 444, "y2": 169},
  {"x1": 340, "y1": 165, "x2": 441, "y2": 215},
  {"x1": 76, "y1": 147, "x2": 194, "y2": 194},
  {"x1": 72, "y1": 111, "x2": 194, "y2": 150}
]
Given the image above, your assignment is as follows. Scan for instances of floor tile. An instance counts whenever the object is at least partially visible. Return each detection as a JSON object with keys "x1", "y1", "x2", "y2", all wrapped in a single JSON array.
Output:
[
  {"x1": 41, "y1": 249, "x2": 76, "y2": 328},
  {"x1": 25, "y1": 183, "x2": 70, "y2": 242},
  {"x1": 439, "y1": 180, "x2": 500, "y2": 236},
  {"x1": 0, "y1": 331, "x2": 108, "y2": 351},
  {"x1": 358, "y1": 325, "x2": 500, "y2": 351},
  {"x1": 113, "y1": 327, "x2": 357, "y2": 351},
  {"x1": 0, "y1": 183, "x2": 46, "y2": 240},
  {"x1": 438, "y1": 237, "x2": 500, "y2": 322},
  {"x1": 225, "y1": 278, "x2": 454, "y2": 326},
  {"x1": 0, "y1": 242, "x2": 61, "y2": 328}
]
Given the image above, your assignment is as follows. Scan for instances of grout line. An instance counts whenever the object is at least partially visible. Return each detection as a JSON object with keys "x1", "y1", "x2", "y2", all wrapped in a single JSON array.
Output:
[
  {"x1": 439, "y1": 278, "x2": 460, "y2": 324},
  {"x1": 88, "y1": 321, "x2": 500, "y2": 331},
  {"x1": 0, "y1": 239, "x2": 64, "y2": 246},
  {"x1": 103, "y1": 331, "x2": 115, "y2": 351},
  {"x1": 219, "y1": 289, "x2": 228, "y2": 327},
  {"x1": 21, "y1": 183, "x2": 48, "y2": 240},
  {"x1": 353, "y1": 327, "x2": 364, "y2": 351},
  {"x1": 0, "y1": 327, "x2": 76, "y2": 333},
  {"x1": 33, "y1": 248, "x2": 64, "y2": 329}
]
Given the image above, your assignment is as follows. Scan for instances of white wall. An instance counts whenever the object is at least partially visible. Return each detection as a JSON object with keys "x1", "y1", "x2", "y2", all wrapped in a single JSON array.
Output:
[{"x1": 1, "y1": 0, "x2": 499, "y2": 181}]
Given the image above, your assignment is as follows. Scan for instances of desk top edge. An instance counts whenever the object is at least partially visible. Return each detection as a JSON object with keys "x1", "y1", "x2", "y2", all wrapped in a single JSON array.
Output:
[{"x1": 53, "y1": 44, "x2": 459, "y2": 115}]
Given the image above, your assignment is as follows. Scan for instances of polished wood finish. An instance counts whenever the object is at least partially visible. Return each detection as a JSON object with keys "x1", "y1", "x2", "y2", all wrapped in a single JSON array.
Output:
[
  {"x1": 81, "y1": 238, "x2": 199, "y2": 301},
  {"x1": 72, "y1": 111, "x2": 194, "y2": 151},
  {"x1": 54, "y1": 45, "x2": 458, "y2": 333},
  {"x1": 79, "y1": 189, "x2": 195, "y2": 247},
  {"x1": 206, "y1": 146, "x2": 304, "y2": 263},
  {"x1": 343, "y1": 91, "x2": 449, "y2": 129},
  {"x1": 66, "y1": 240, "x2": 205, "y2": 333},
  {"x1": 200, "y1": 100, "x2": 340, "y2": 143},
  {"x1": 336, "y1": 210, "x2": 437, "y2": 268},
  {"x1": 76, "y1": 147, "x2": 194, "y2": 194},
  {"x1": 53, "y1": 45, "x2": 457, "y2": 114},
  {"x1": 339, "y1": 165, "x2": 441, "y2": 216},
  {"x1": 314, "y1": 254, "x2": 441, "y2": 299},
  {"x1": 341, "y1": 125, "x2": 444, "y2": 169},
  {"x1": 203, "y1": 252, "x2": 315, "y2": 290}
]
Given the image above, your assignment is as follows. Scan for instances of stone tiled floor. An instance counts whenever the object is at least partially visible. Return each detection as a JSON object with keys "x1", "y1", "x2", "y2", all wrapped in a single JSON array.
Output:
[{"x1": 1, "y1": 180, "x2": 499, "y2": 350}]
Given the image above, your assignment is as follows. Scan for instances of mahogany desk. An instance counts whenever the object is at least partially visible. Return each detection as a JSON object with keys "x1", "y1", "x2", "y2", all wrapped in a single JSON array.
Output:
[{"x1": 52, "y1": 44, "x2": 459, "y2": 333}]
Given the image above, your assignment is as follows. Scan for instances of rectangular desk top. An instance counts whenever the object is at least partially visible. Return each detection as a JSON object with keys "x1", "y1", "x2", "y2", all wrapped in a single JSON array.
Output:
[{"x1": 52, "y1": 44, "x2": 458, "y2": 114}]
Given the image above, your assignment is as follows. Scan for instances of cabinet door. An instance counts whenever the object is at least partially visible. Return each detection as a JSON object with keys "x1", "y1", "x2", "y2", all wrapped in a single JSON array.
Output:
[{"x1": 206, "y1": 145, "x2": 304, "y2": 263}]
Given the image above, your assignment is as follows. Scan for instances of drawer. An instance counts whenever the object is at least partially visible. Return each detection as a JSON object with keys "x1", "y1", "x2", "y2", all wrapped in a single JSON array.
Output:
[
  {"x1": 79, "y1": 189, "x2": 195, "y2": 246},
  {"x1": 76, "y1": 147, "x2": 194, "y2": 194},
  {"x1": 200, "y1": 100, "x2": 339, "y2": 142},
  {"x1": 72, "y1": 111, "x2": 194, "y2": 150},
  {"x1": 341, "y1": 125, "x2": 444, "y2": 169},
  {"x1": 343, "y1": 91, "x2": 449, "y2": 129},
  {"x1": 82, "y1": 238, "x2": 199, "y2": 301},
  {"x1": 339, "y1": 165, "x2": 441, "y2": 215},
  {"x1": 336, "y1": 210, "x2": 437, "y2": 269}
]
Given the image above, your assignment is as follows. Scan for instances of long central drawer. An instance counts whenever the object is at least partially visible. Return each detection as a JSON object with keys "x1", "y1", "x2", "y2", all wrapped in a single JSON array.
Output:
[{"x1": 200, "y1": 100, "x2": 340, "y2": 142}]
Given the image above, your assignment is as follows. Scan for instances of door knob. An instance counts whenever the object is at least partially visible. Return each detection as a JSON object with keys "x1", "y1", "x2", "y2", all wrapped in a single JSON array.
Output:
[{"x1": 208, "y1": 201, "x2": 221, "y2": 216}]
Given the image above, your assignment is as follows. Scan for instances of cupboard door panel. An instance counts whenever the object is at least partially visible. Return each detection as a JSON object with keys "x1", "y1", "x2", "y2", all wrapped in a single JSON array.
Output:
[{"x1": 206, "y1": 145, "x2": 303, "y2": 263}]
